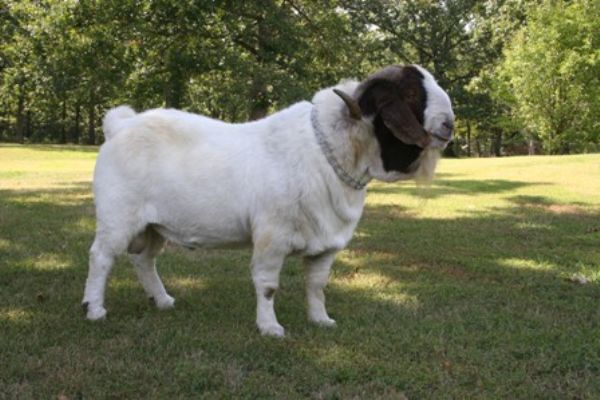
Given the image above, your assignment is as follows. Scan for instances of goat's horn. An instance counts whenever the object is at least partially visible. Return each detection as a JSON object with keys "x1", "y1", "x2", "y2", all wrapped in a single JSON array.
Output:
[{"x1": 333, "y1": 89, "x2": 362, "y2": 120}]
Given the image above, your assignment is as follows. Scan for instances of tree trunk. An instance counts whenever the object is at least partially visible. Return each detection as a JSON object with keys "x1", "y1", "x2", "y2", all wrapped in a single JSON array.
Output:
[
  {"x1": 25, "y1": 109, "x2": 32, "y2": 141},
  {"x1": 466, "y1": 120, "x2": 471, "y2": 157},
  {"x1": 560, "y1": 137, "x2": 570, "y2": 155},
  {"x1": 528, "y1": 138, "x2": 535, "y2": 155},
  {"x1": 15, "y1": 92, "x2": 25, "y2": 144},
  {"x1": 164, "y1": 70, "x2": 185, "y2": 109},
  {"x1": 96, "y1": 108, "x2": 103, "y2": 145},
  {"x1": 87, "y1": 101, "x2": 96, "y2": 145},
  {"x1": 74, "y1": 102, "x2": 81, "y2": 144},
  {"x1": 164, "y1": 47, "x2": 186, "y2": 109},
  {"x1": 490, "y1": 129, "x2": 502, "y2": 157},
  {"x1": 248, "y1": 16, "x2": 271, "y2": 120},
  {"x1": 61, "y1": 99, "x2": 67, "y2": 144},
  {"x1": 249, "y1": 78, "x2": 269, "y2": 121},
  {"x1": 0, "y1": 105, "x2": 4, "y2": 140}
]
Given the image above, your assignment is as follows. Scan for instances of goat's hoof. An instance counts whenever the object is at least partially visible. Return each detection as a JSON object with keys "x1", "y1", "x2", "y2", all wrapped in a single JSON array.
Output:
[
  {"x1": 310, "y1": 316, "x2": 337, "y2": 328},
  {"x1": 154, "y1": 295, "x2": 175, "y2": 310},
  {"x1": 258, "y1": 323, "x2": 285, "y2": 338},
  {"x1": 86, "y1": 305, "x2": 107, "y2": 321}
]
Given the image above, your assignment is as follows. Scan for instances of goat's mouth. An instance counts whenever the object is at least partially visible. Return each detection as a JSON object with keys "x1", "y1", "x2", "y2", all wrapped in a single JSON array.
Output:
[
  {"x1": 427, "y1": 131, "x2": 452, "y2": 149},
  {"x1": 431, "y1": 132, "x2": 450, "y2": 142}
]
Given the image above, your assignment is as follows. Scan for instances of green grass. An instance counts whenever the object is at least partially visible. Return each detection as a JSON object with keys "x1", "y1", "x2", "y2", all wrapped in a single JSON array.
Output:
[{"x1": 1, "y1": 144, "x2": 599, "y2": 399}]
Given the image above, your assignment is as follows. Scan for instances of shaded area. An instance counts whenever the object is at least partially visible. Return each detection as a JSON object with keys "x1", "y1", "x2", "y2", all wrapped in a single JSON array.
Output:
[
  {"x1": 368, "y1": 178, "x2": 547, "y2": 199},
  {"x1": 1, "y1": 178, "x2": 600, "y2": 399},
  {"x1": 0, "y1": 143, "x2": 100, "y2": 153}
]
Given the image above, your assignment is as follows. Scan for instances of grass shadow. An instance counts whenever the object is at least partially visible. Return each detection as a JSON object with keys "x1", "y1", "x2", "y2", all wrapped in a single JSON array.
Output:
[{"x1": 369, "y1": 178, "x2": 547, "y2": 199}]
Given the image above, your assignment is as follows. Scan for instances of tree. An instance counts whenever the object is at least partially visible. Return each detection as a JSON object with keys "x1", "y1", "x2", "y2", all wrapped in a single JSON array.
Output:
[
  {"x1": 495, "y1": 0, "x2": 600, "y2": 154},
  {"x1": 1, "y1": 0, "x2": 598, "y2": 154},
  {"x1": 210, "y1": 0, "x2": 362, "y2": 121},
  {"x1": 460, "y1": 0, "x2": 530, "y2": 156}
]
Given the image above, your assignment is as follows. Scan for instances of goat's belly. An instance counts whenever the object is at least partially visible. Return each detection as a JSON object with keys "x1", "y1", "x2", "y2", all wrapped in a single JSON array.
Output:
[
  {"x1": 152, "y1": 223, "x2": 251, "y2": 250},
  {"x1": 140, "y1": 182, "x2": 252, "y2": 249}
]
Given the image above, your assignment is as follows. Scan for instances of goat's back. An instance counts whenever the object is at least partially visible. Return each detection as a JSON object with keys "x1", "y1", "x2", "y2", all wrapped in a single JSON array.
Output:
[{"x1": 93, "y1": 103, "x2": 319, "y2": 246}]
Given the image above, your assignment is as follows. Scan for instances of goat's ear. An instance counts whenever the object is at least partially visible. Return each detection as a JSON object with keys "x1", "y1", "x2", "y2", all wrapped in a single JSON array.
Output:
[
  {"x1": 377, "y1": 96, "x2": 431, "y2": 148},
  {"x1": 333, "y1": 89, "x2": 362, "y2": 120}
]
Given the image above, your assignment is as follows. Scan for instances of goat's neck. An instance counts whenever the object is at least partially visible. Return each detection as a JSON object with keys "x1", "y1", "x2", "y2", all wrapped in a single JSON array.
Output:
[{"x1": 314, "y1": 107, "x2": 375, "y2": 189}]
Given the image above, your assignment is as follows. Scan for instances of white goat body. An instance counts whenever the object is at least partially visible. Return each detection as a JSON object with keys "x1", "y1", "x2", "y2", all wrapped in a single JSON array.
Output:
[
  {"x1": 97, "y1": 98, "x2": 365, "y2": 249},
  {"x1": 83, "y1": 66, "x2": 454, "y2": 337}
]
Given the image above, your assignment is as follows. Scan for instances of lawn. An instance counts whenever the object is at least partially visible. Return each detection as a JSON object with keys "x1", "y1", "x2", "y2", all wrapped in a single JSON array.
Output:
[{"x1": 1, "y1": 144, "x2": 599, "y2": 399}]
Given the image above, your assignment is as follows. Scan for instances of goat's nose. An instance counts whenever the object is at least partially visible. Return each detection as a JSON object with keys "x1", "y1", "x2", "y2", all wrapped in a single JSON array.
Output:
[{"x1": 440, "y1": 120, "x2": 454, "y2": 140}]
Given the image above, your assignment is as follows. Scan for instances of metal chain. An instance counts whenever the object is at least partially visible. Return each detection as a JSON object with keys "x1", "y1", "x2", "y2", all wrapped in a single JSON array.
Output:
[{"x1": 311, "y1": 106, "x2": 370, "y2": 190}]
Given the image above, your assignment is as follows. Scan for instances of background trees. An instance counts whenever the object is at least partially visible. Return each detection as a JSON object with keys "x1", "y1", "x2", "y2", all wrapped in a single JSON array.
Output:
[
  {"x1": 0, "y1": 0, "x2": 598, "y2": 155},
  {"x1": 495, "y1": 0, "x2": 600, "y2": 154}
]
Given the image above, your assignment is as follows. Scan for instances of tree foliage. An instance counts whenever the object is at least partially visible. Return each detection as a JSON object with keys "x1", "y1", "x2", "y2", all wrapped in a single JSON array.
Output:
[
  {"x1": 495, "y1": 0, "x2": 600, "y2": 154},
  {"x1": 0, "y1": 0, "x2": 598, "y2": 155}
]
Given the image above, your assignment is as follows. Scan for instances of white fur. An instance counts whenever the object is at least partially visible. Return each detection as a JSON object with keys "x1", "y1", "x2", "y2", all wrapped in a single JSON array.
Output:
[
  {"x1": 102, "y1": 105, "x2": 136, "y2": 141},
  {"x1": 83, "y1": 67, "x2": 453, "y2": 337},
  {"x1": 415, "y1": 65, "x2": 455, "y2": 148}
]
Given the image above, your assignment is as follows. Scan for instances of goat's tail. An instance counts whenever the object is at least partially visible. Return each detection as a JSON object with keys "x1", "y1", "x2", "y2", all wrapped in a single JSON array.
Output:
[{"x1": 103, "y1": 105, "x2": 136, "y2": 141}]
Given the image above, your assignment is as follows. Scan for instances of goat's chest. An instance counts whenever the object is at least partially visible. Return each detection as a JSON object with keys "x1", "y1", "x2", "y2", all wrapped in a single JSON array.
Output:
[{"x1": 288, "y1": 190, "x2": 365, "y2": 256}]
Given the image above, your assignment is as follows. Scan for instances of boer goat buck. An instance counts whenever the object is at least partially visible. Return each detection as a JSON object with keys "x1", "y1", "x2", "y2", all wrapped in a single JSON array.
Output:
[{"x1": 83, "y1": 65, "x2": 454, "y2": 337}]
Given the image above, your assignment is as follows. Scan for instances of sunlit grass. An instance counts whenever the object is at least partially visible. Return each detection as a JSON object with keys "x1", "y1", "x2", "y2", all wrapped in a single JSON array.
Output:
[
  {"x1": 31, "y1": 253, "x2": 72, "y2": 271},
  {"x1": 166, "y1": 276, "x2": 208, "y2": 292},
  {"x1": 0, "y1": 307, "x2": 35, "y2": 324},
  {"x1": 498, "y1": 257, "x2": 557, "y2": 272},
  {"x1": 0, "y1": 144, "x2": 96, "y2": 190},
  {"x1": 1, "y1": 144, "x2": 599, "y2": 399}
]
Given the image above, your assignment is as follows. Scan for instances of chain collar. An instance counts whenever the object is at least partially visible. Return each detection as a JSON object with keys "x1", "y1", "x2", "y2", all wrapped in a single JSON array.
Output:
[{"x1": 311, "y1": 106, "x2": 370, "y2": 190}]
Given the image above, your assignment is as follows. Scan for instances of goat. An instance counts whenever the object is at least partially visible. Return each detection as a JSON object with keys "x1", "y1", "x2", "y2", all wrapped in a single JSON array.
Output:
[{"x1": 82, "y1": 65, "x2": 454, "y2": 337}]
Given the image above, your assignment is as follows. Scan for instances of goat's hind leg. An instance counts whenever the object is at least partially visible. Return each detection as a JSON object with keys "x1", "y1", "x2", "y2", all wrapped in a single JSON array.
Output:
[
  {"x1": 129, "y1": 226, "x2": 174, "y2": 310},
  {"x1": 82, "y1": 236, "x2": 122, "y2": 320}
]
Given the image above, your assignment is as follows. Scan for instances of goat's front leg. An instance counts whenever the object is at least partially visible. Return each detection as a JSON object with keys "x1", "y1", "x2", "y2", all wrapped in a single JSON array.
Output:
[
  {"x1": 304, "y1": 251, "x2": 336, "y2": 327},
  {"x1": 251, "y1": 244, "x2": 287, "y2": 337}
]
